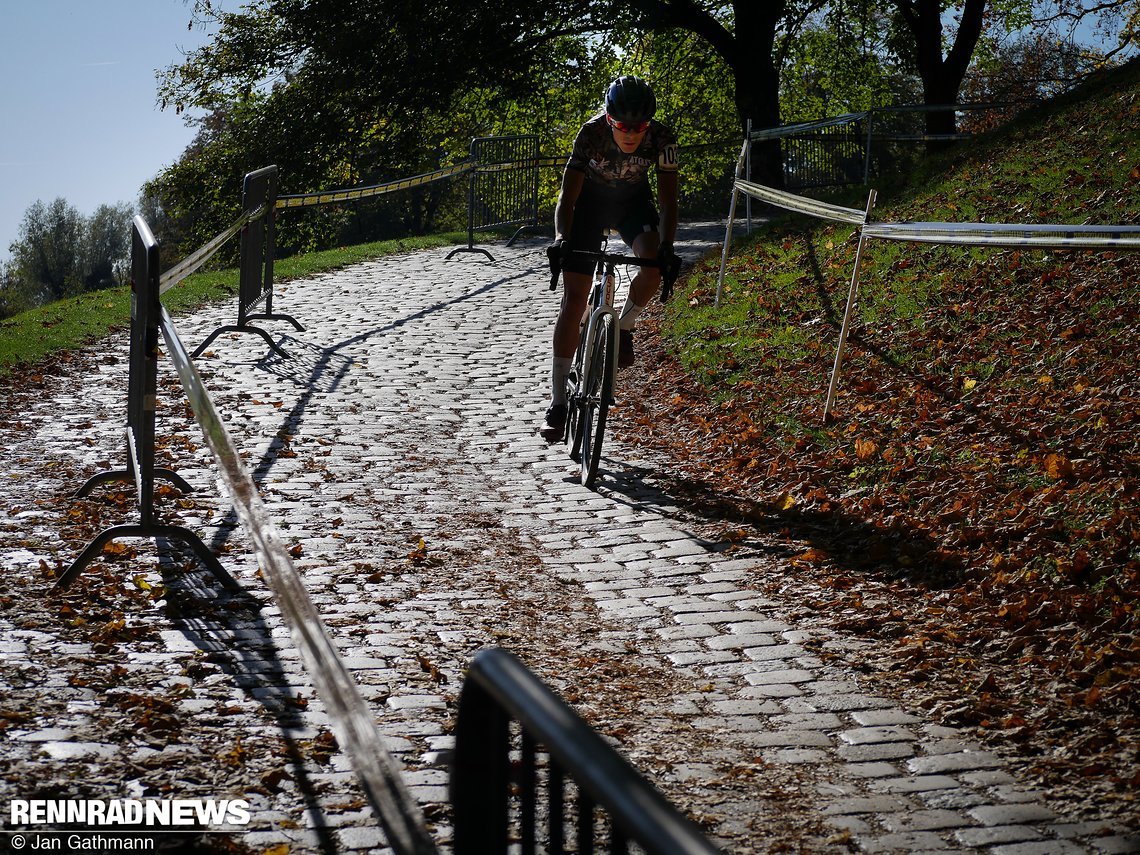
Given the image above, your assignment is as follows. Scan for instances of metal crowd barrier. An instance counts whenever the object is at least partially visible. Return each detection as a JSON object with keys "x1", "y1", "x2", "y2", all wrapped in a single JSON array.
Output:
[
  {"x1": 715, "y1": 179, "x2": 1140, "y2": 419},
  {"x1": 270, "y1": 138, "x2": 563, "y2": 265},
  {"x1": 193, "y1": 165, "x2": 304, "y2": 358},
  {"x1": 59, "y1": 167, "x2": 287, "y2": 588},
  {"x1": 447, "y1": 135, "x2": 548, "y2": 261},
  {"x1": 452, "y1": 647, "x2": 721, "y2": 855},
  {"x1": 744, "y1": 104, "x2": 1025, "y2": 192},
  {"x1": 55, "y1": 218, "x2": 241, "y2": 592}
]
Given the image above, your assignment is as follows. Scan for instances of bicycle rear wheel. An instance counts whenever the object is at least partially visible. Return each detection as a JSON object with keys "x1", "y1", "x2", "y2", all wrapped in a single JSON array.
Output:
[{"x1": 579, "y1": 314, "x2": 615, "y2": 487}]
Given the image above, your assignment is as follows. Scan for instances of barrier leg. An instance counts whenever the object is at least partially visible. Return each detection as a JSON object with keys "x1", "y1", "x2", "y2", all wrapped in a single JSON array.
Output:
[
  {"x1": 715, "y1": 190, "x2": 740, "y2": 308},
  {"x1": 76, "y1": 467, "x2": 195, "y2": 498},
  {"x1": 192, "y1": 324, "x2": 289, "y2": 359},
  {"x1": 505, "y1": 223, "x2": 542, "y2": 247},
  {"x1": 446, "y1": 245, "x2": 495, "y2": 262},
  {"x1": 74, "y1": 469, "x2": 133, "y2": 498},
  {"x1": 53, "y1": 524, "x2": 241, "y2": 593},
  {"x1": 715, "y1": 137, "x2": 750, "y2": 307},
  {"x1": 245, "y1": 311, "x2": 304, "y2": 331}
]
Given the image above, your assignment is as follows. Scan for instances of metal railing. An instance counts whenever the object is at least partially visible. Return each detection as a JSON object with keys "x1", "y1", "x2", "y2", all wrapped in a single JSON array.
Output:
[
  {"x1": 452, "y1": 647, "x2": 721, "y2": 855},
  {"x1": 55, "y1": 217, "x2": 242, "y2": 592},
  {"x1": 746, "y1": 103, "x2": 1031, "y2": 191},
  {"x1": 447, "y1": 135, "x2": 547, "y2": 261}
]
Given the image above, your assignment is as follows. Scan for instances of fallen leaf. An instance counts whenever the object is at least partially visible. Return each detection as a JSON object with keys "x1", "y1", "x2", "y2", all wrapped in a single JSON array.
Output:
[{"x1": 1043, "y1": 453, "x2": 1074, "y2": 480}]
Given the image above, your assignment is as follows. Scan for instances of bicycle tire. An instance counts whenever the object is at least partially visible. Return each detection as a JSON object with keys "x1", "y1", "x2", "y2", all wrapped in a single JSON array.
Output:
[
  {"x1": 579, "y1": 314, "x2": 615, "y2": 487},
  {"x1": 565, "y1": 363, "x2": 584, "y2": 462}
]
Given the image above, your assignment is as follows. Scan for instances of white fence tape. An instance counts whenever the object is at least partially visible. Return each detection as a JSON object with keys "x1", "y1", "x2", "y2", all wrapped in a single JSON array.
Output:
[
  {"x1": 159, "y1": 205, "x2": 266, "y2": 295},
  {"x1": 734, "y1": 179, "x2": 867, "y2": 225},
  {"x1": 863, "y1": 220, "x2": 1140, "y2": 249},
  {"x1": 717, "y1": 178, "x2": 1140, "y2": 420}
]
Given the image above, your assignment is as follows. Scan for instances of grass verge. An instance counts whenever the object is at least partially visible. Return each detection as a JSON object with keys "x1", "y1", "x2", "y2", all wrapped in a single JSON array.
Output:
[{"x1": 0, "y1": 231, "x2": 473, "y2": 380}]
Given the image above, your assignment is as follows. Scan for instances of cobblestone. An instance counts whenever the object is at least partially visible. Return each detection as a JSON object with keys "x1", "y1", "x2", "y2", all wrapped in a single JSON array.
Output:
[{"x1": 0, "y1": 225, "x2": 1135, "y2": 853}]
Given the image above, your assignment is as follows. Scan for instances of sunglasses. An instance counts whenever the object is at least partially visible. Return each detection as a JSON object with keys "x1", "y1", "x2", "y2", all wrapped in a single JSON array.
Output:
[{"x1": 607, "y1": 115, "x2": 650, "y2": 134}]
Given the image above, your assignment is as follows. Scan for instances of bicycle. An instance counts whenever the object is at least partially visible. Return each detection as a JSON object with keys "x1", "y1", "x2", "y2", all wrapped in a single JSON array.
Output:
[{"x1": 548, "y1": 243, "x2": 681, "y2": 487}]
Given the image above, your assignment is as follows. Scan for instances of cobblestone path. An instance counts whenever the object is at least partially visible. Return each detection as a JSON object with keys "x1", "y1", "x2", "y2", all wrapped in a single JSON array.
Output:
[{"x1": 0, "y1": 225, "x2": 1136, "y2": 854}]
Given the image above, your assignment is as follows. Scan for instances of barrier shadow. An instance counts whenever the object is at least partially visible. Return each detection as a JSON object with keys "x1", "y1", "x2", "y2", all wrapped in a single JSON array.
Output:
[{"x1": 155, "y1": 542, "x2": 341, "y2": 854}]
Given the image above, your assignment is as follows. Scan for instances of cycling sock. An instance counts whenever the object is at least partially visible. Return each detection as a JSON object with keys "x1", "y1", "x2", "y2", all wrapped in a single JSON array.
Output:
[
  {"x1": 551, "y1": 356, "x2": 572, "y2": 406},
  {"x1": 619, "y1": 297, "x2": 645, "y2": 331}
]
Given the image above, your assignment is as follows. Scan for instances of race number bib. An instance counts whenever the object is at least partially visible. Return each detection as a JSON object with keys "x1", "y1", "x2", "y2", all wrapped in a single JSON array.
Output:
[{"x1": 658, "y1": 142, "x2": 679, "y2": 171}]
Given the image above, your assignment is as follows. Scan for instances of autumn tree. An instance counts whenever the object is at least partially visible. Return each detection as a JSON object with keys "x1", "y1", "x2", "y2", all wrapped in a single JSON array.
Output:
[
  {"x1": 82, "y1": 203, "x2": 134, "y2": 291},
  {"x1": 7, "y1": 198, "x2": 134, "y2": 309},
  {"x1": 0, "y1": 261, "x2": 26, "y2": 320},
  {"x1": 887, "y1": 0, "x2": 988, "y2": 135},
  {"x1": 10, "y1": 198, "x2": 85, "y2": 305},
  {"x1": 1032, "y1": 0, "x2": 1140, "y2": 64},
  {"x1": 886, "y1": 0, "x2": 1135, "y2": 136}
]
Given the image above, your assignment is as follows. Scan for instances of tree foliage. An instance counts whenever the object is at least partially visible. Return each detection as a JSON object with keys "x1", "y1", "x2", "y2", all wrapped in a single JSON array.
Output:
[
  {"x1": 157, "y1": 0, "x2": 817, "y2": 222},
  {"x1": 140, "y1": 0, "x2": 1135, "y2": 258},
  {"x1": 2, "y1": 198, "x2": 133, "y2": 317},
  {"x1": 781, "y1": 3, "x2": 909, "y2": 120}
]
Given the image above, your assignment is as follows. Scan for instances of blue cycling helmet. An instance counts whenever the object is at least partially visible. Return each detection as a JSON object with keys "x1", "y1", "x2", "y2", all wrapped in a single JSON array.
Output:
[{"x1": 605, "y1": 76, "x2": 656, "y2": 125}]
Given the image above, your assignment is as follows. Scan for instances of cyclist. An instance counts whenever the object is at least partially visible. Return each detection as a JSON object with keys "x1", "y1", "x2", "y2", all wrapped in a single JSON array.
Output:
[{"x1": 540, "y1": 75, "x2": 679, "y2": 442}]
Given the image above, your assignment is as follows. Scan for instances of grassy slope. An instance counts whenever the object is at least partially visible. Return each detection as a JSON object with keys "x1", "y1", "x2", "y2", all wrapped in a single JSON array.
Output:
[
  {"x1": 625, "y1": 60, "x2": 1139, "y2": 808},
  {"x1": 0, "y1": 233, "x2": 472, "y2": 378}
]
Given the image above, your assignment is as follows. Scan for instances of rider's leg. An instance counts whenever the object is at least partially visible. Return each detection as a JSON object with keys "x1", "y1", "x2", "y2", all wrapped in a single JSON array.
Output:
[
  {"x1": 543, "y1": 186, "x2": 603, "y2": 439},
  {"x1": 615, "y1": 230, "x2": 662, "y2": 368},
  {"x1": 550, "y1": 270, "x2": 591, "y2": 404},
  {"x1": 541, "y1": 269, "x2": 591, "y2": 441},
  {"x1": 620, "y1": 230, "x2": 662, "y2": 330}
]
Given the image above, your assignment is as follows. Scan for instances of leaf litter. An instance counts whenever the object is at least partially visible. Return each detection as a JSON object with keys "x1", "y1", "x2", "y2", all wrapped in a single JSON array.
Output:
[{"x1": 617, "y1": 69, "x2": 1140, "y2": 822}]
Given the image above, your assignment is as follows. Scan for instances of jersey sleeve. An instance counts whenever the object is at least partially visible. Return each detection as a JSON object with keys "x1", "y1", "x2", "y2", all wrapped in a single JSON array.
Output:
[
  {"x1": 655, "y1": 124, "x2": 679, "y2": 172},
  {"x1": 566, "y1": 121, "x2": 598, "y2": 173}
]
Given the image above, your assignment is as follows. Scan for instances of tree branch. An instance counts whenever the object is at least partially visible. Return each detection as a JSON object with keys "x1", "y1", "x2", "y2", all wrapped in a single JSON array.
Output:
[{"x1": 625, "y1": 0, "x2": 739, "y2": 63}]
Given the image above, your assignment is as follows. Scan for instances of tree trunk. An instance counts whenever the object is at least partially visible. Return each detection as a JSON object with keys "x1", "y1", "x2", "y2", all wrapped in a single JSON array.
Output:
[
  {"x1": 635, "y1": 0, "x2": 788, "y2": 188},
  {"x1": 897, "y1": 0, "x2": 987, "y2": 140},
  {"x1": 733, "y1": 2, "x2": 786, "y2": 188}
]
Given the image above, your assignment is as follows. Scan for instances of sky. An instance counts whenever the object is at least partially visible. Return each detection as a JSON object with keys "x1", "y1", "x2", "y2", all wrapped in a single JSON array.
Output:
[{"x1": 0, "y1": 1, "x2": 221, "y2": 262}]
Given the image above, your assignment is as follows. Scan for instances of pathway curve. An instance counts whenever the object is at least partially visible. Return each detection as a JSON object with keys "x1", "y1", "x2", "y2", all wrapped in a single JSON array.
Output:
[{"x1": 0, "y1": 225, "x2": 1135, "y2": 854}]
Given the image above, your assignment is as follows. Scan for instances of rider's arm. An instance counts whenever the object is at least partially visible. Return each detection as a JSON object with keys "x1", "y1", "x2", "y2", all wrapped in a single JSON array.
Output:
[
  {"x1": 554, "y1": 167, "x2": 585, "y2": 241},
  {"x1": 657, "y1": 168, "x2": 679, "y2": 246}
]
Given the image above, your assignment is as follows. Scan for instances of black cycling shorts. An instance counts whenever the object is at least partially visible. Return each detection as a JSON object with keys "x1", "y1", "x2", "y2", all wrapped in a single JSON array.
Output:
[{"x1": 565, "y1": 181, "x2": 660, "y2": 275}]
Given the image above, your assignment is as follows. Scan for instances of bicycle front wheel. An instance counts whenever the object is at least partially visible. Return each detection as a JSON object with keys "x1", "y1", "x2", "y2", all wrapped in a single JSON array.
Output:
[
  {"x1": 579, "y1": 314, "x2": 615, "y2": 487},
  {"x1": 565, "y1": 363, "x2": 585, "y2": 463}
]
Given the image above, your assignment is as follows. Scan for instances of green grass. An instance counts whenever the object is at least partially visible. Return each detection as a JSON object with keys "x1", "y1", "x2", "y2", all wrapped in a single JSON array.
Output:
[{"x1": 0, "y1": 231, "x2": 474, "y2": 379}]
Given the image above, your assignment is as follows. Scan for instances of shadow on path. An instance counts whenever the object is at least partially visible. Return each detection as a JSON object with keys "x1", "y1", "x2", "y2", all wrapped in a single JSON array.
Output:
[
  {"x1": 597, "y1": 454, "x2": 968, "y2": 588},
  {"x1": 157, "y1": 544, "x2": 340, "y2": 854}
]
